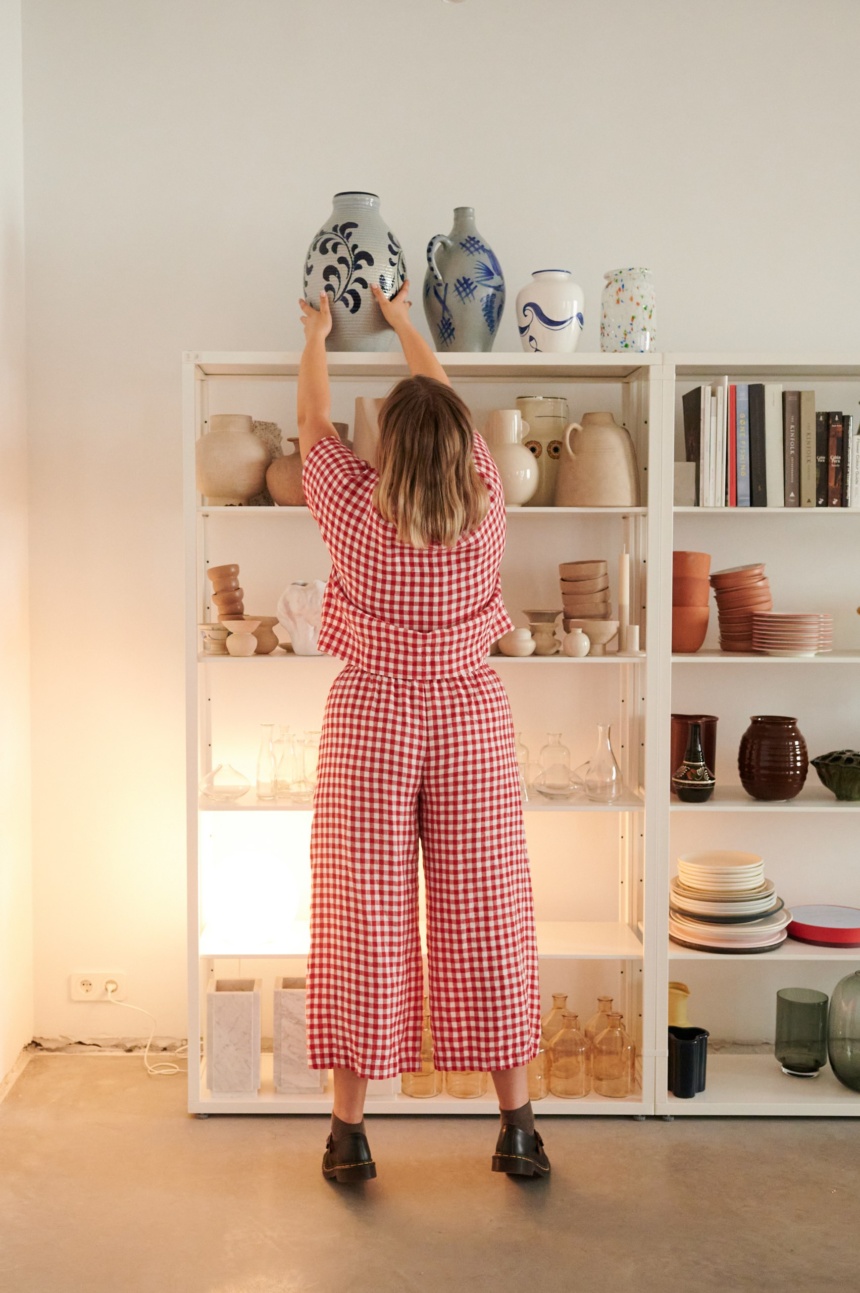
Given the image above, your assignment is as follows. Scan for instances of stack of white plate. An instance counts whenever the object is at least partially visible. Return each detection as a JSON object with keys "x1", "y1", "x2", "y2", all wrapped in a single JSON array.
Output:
[
  {"x1": 670, "y1": 850, "x2": 790, "y2": 953},
  {"x1": 751, "y1": 612, "x2": 833, "y2": 657}
]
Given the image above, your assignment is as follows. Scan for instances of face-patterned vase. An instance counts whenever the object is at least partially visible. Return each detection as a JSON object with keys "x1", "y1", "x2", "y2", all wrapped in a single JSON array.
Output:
[
  {"x1": 303, "y1": 192, "x2": 406, "y2": 351},
  {"x1": 423, "y1": 207, "x2": 505, "y2": 352}
]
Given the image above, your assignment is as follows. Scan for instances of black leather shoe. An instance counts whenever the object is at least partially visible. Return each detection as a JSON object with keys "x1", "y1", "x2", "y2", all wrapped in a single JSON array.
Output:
[
  {"x1": 322, "y1": 1131, "x2": 377, "y2": 1183},
  {"x1": 492, "y1": 1124, "x2": 551, "y2": 1178}
]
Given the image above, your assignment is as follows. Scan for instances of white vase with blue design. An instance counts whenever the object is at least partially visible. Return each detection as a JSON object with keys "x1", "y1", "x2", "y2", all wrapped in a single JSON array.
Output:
[
  {"x1": 303, "y1": 192, "x2": 406, "y2": 351},
  {"x1": 423, "y1": 207, "x2": 505, "y2": 352},
  {"x1": 516, "y1": 270, "x2": 585, "y2": 353}
]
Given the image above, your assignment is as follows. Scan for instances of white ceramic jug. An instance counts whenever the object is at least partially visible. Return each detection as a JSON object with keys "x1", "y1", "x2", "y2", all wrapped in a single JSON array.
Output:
[
  {"x1": 483, "y1": 409, "x2": 538, "y2": 506},
  {"x1": 555, "y1": 412, "x2": 641, "y2": 507}
]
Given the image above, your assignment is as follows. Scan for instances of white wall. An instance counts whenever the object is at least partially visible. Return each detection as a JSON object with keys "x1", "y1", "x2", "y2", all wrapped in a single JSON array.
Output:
[
  {"x1": 0, "y1": 0, "x2": 33, "y2": 1078},
  {"x1": 20, "y1": 0, "x2": 860, "y2": 1040}
]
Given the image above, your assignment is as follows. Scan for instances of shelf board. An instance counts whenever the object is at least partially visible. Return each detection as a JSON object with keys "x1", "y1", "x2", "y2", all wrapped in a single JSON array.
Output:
[
  {"x1": 198, "y1": 652, "x2": 646, "y2": 666},
  {"x1": 657, "y1": 1052, "x2": 860, "y2": 1117},
  {"x1": 674, "y1": 505, "x2": 860, "y2": 515},
  {"x1": 673, "y1": 649, "x2": 860, "y2": 663},
  {"x1": 668, "y1": 937, "x2": 860, "y2": 961},
  {"x1": 199, "y1": 919, "x2": 643, "y2": 961},
  {"x1": 198, "y1": 504, "x2": 648, "y2": 517},
  {"x1": 188, "y1": 350, "x2": 660, "y2": 381},
  {"x1": 669, "y1": 784, "x2": 858, "y2": 811},
  {"x1": 192, "y1": 1055, "x2": 645, "y2": 1115},
  {"x1": 672, "y1": 354, "x2": 860, "y2": 378},
  {"x1": 199, "y1": 790, "x2": 644, "y2": 812}
]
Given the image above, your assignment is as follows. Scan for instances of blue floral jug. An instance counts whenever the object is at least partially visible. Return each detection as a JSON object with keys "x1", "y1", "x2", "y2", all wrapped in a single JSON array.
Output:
[{"x1": 423, "y1": 207, "x2": 505, "y2": 352}]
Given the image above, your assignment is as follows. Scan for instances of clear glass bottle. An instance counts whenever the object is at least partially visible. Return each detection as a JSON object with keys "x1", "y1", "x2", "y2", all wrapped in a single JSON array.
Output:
[
  {"x1": 592, "y1": 1012, "x2": 635, "y2": 1098},
  {"x1": 445, "y1": 1070, "x2": 489, "y2": 1099},
  {"x1": 584, "y1": 995, "x2": 614, "y2": 1078},
  {"x1": 527, "y1": 1032, "x2": 551, "y2": 1101},
  {"x1": 541, "y1": 992, "x2": 569, "y2": 1046},
  {"x1": 583, "y1": 724, "x2": 623, "y2": 802},
  {"x1": 401, "y1": 997, "x2": 443, "y2": 1098},
  {"x1": 290, "y1": 730, "x2": 321, "y2": 803},
  {"x1": 514, "y1": 731, "x2": 530, "y2": 803},
  {"x1": 549, "y1": 1011, "x2": 590, "y2": 1098},
  {"x1": 256, "y1": 723, "x2": 277, "y2": 800},
  {"x1": 533, "y1": 733, "x2": 574, "y2": 800},
  {"x1": 272, "y1": 725, "x2": 293, "y2": 800}
]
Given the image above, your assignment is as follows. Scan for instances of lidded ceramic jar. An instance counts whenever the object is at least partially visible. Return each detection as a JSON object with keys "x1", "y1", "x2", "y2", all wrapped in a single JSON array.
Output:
[
  {"x1": 303, "y1": 192, "x2": 406, "y2": 351},
  {"x1": 515, "y1": 269, "x2": 584, "y2": 353},
  {"x1": 738, "y1": 715, "x2": 808, "y2": 801}
]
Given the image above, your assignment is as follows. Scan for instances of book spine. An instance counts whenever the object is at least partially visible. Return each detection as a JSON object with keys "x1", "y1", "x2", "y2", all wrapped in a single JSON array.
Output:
[
  {"x1": 815, "y1": 411, "x2": 829, "y2": 506},
  {"x1": 727, "y1": 384, "x2": 737, "y2": 506},
  {"x1": 682, "y1": 385, "x2": 704, "y2": 505},
  {"x1": 841, "y1": 414, "x2": 853, "y2": 507},
  {"x1": 735, "y1": 383, "x2": 750, "y2": 507},
  {"x1": 799, "y1": 390, "x2": 816, "y2": 507},
  {"x1": 764, "y1": 383, "x2": 784, "y2": 507},
  {"x1": 782, "y1": 390, "x2": 800, "y2": 507},
  {"x1": 828, "y1": 411, "x2": 844, "y2": 507},
  {"x1": 851, "y1": 422, "x2": 860, "y2": 508},
  {"x1": 748, "y1": 383, "x2": 767, "y2": 506}
]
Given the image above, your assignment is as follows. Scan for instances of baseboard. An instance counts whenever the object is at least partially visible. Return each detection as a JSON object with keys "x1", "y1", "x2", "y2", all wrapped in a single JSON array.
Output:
[{"x1": 0, "y1": 1047, "x2": 32, "y2": 1105}]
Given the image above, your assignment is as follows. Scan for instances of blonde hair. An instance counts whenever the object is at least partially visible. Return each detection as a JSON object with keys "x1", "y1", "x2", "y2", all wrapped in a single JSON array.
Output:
[{"x1": 372, "y1": 376, "x2": 490, "y2": 548}]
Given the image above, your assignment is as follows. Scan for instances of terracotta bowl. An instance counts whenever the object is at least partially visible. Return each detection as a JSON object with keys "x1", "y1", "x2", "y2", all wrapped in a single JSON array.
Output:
[
  {"x1": 710, "y1": 563, "x2": 766, "y2": 590},
  {"x1": 212, "y1": 587, "x2": 245, "y2": 609},
  {"x1": 672, "y1": 576, "x2": 711, "y2": 607},
  {"x1": 672, "y1": 605, "x2": 709, "y2": 653},
  {"x1": 563, "y1": 601, "x2": 612, "y2": 619},
  {"x1": 559, "y1": 574, "x2": 609, "y2": 595},
  {"x1": 559, "y1": 560, "x2": 607, "y2": 580},
  {"x1": 714, "y1": 582, "x2": 772, "y2": 611},
  {"x1": 673, "y1": 551, "x2": 711, "y2": 578},
  {"x1": 564, "y1": 618, "x2": 619, "y2": 655},
  {"x1": 207, "y1": 563, "x2": 240, "y2": 584}
]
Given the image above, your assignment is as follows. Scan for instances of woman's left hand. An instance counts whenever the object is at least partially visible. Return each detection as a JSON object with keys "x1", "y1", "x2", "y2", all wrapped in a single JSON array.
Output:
[{"x1": 299, "y1": 292, "x2": 333, "y2": 343}]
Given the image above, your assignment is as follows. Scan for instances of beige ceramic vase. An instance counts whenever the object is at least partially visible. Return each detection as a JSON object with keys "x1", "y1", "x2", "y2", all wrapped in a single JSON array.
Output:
[
  {"x1": 353, "y1": 397, "x2": 385, "y2": 468},
  {"x1": 555, "y1": 412, "x2": 640, "y2": 507},
  {"x1": 195, "y1": 414, "x2": 271, "y2": 505},
  {"x1": 266, "y1": 439, "x2": 305, "y2": 506}
]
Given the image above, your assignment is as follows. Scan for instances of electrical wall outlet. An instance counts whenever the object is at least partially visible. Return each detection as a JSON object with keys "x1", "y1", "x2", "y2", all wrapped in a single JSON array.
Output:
[{"x1": 69, "y1": 972, "x2": 128, "y2": 1002}]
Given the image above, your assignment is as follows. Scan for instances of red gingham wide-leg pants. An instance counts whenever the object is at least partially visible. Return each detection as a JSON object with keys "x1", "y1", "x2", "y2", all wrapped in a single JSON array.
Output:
[{"x1": 306, "y1": 664, "x2": 541, "y2": 1079}]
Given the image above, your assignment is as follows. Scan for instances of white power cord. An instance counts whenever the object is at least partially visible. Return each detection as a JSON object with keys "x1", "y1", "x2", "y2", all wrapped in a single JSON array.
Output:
[{"x1": 104, "y1": 981, "x2": 187, "y2": 1076}]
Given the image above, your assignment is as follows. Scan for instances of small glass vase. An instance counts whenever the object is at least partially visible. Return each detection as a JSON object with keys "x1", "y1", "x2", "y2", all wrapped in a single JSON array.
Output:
[
  {"x1": 775, "y1": 987, "x2": 828, "y2": 1077},
  {"x1": 549, "y1": 1011, "x2": 590, "y2": 1098},
  {"x1": 401, "y1": 997, "x2": 443, "y2": 1098},
  {"x1": 582, "y1": 724, "x2": 623, "y2": 802},
  {"x1": 600, "y1": 267, "x2": 656, "y2": 353},
  {"x1": 445, "y1": 1070, "x2": 489, "y2": 1099},
  {"x1": 533, "y1": 732, "x2": 575, "y2": 800},
  {"x1": 828, "y1": 971, "x2": 860, "y2": 1092},
  {"x1": 592, "y1": 1012, "x2": 635, "y2": 1098},
  {"x1": 199, "y1": 763, "x2": 251, "y2": 803},
  {"x1": 256, "y1": 723, "x2": 277, "y2": 801}
]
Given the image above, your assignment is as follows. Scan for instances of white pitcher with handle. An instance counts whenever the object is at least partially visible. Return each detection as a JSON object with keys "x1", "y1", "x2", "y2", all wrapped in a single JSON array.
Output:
[
  {"x1": 555, "y1": 412, "x2": 640, "y2": 507},
  {"x1": 483, "y1": 409, "x2": 538, "y2": 506}
]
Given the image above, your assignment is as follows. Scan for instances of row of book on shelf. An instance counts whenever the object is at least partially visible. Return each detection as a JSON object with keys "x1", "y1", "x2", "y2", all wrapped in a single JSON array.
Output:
[{"x1": 681, "y1": 380, "x2": 860, "y2": 507}]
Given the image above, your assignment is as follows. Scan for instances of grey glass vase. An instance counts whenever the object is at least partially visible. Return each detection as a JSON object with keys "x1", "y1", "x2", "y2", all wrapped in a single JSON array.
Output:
[{"x1": 828, "y1": 971, "x2": 860, "y2": 1092}]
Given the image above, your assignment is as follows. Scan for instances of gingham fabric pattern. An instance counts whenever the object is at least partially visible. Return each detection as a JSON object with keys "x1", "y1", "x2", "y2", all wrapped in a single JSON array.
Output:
[
  {"x1": 306, "y1": 666, "x2": 541, "y2": 1078},
  {"x1": 302, "y1": 426, "x2": 539, "y2": 1078},
  {"x1": 302, "y1": 431, "x2": 514, "y2": 674}
]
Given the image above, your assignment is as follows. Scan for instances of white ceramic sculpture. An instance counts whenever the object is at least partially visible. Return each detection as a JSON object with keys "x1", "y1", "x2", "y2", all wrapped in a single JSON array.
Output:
[
  {"x1": 497, "y1": 628, "x2": 537, "y2": 657},
  {"x1": 277, "y1": 581, "x2": 326, "y2": 655}
]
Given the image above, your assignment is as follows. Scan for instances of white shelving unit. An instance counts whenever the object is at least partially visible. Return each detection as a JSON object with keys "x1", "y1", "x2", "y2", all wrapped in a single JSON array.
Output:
[{"x1": 184, "y1": 350, "x2": 860, "y2": 1119}]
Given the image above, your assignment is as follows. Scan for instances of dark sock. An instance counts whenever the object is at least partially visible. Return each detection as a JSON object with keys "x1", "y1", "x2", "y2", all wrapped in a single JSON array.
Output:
[
  {"x1": 331, "y1": 1112, "x2": 366, "y2": 1141},
  {"x1": 500, "y1": 1100, "x2": 535, "y2": 1136}
]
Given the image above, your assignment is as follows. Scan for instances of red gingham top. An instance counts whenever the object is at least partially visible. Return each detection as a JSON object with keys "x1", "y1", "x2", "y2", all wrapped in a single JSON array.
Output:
[{"x1": 303, "y1": 431, "x2": 513, "y2": 679}]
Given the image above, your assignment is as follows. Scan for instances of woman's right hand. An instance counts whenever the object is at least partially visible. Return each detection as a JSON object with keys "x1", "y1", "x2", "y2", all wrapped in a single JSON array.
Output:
[
  {"x1": 371, "y1": 280, "x2": 412, "y2": 334},
  {"x1": 299, "y1": 292, "x2": 333, "y2": 344}
]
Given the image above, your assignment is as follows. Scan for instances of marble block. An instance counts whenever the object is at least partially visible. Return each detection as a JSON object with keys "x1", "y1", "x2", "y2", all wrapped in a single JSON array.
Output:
[
  {"x1": 366, "y1": 1078, "x2": 397, "y2": 1098},
  {"x1": 273, "y1": 977, "x2": 326, "y2": 1093},
  {"x1": 206, "y1": 978, "x2": 261, "y2": 1094}
]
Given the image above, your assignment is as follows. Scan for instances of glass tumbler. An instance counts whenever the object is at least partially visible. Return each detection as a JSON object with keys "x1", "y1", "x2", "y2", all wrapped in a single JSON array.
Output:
[{"x1": 775, "y1": 988, "x2": 829, "y2": 1076}]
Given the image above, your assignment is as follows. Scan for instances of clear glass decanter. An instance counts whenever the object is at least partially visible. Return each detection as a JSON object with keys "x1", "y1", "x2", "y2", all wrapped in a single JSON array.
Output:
[
  {"x1": 592, "y1": 1011, "x2": 635, "y2": 1098},
  {"x1": 533, "y1": 732, "x2": 574, "y2": 800},
  {"x1": 514, "y1": 731, "x2": 530, "y2": 803},
  {"x1": 582, "y1": 724, "x2": 623, "y2": 802},
  {"x1": 256, "y1": 723, "x2": 277, "y2": 801},
  {"x1": 549, "y1": 1011, "x2": 590, "y2": 1098},
  {"x1": 401, "y1": 997, "x2": 443, "y2": 1098}
]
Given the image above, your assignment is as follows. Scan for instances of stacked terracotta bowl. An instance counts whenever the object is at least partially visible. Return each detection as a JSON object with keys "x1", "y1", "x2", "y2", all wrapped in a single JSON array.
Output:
[
  {"x1": 672, "y1": 551, "x2": 711, "y2": 653},
  {"x1": 559, "y1": 560, "x2": 611, "y2": 621},
  {"x1": 709, "y1": 563, "x2": 772, "y2": 653},
  {"x1": 207, "y1": 563, "x2": 245, "y2": 621}
]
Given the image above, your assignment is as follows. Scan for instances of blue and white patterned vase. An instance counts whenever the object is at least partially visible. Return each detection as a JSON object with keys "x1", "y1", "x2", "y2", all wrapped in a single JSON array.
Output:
[
  {"x1": 423, "y1": 207, "x2": 505, "y2": 352},
  {"x1": 303, "y1": 192, "x2": 406, "y2": 351},
  {"x1": 515, "y1": 270, "x2": 584, "y2": 353},
  {"x1": 600, "y1": 267, "x2": 656, "y2": 352}
]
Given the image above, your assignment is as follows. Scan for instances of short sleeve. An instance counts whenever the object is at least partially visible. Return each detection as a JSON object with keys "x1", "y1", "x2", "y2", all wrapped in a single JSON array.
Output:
[
  {"x1": 471, "y1": 430, "x2": 505, "y2": 503},
  {"x1": 302, "y1": 436, "x2": 376, "y2": 550}
]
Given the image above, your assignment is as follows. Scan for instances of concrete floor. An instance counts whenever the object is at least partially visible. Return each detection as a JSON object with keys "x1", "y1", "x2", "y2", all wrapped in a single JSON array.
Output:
[{"x1": 1, "y1": 1055, "x2": 857, "y2": 1293}]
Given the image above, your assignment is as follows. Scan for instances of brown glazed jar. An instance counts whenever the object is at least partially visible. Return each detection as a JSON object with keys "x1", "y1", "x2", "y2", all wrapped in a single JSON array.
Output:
[{"x1": 738, "y1": 715, "x2": 808, "y2": 801}]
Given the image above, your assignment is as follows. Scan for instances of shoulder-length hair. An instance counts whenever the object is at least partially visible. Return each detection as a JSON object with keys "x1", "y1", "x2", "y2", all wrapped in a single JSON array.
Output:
[{"x1": 372, "y1": 375, "x2": 489, "y2": 548}]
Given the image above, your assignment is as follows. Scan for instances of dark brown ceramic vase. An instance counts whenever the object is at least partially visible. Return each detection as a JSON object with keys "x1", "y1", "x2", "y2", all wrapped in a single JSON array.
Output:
[{"x1": 738, "y1": 715, "x2": 808, "y2": 801}]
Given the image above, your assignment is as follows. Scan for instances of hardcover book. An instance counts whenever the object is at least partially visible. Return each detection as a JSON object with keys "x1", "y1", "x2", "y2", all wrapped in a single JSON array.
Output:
[
  {"x1": 782, "y1": 390, "x2": 800, "y2": 507},
  {"x1": 827, "y1": 410, "x2": 844, "y2": 507},
  {"x1": 799, "y1": 390, "x2": 816, "y2": 507},
  {"x1": 815, "y1": 411, "x2": 829, "y2": 506},
  {"x1": 681, "y1": 385, "x2": 706, "y2": 505},
  {"x1": 748, "y1": 383, "x2": 767, "y2": 506},
  {"x1": 735, "y1": 383, "x2": 750, "y2": 507},
  {"x1": 727, "y1": 384, "x2": 737, "y2": 506},
  {"x1": 841, "y1": 414, "x2": 853, "y2": 508},
  {"x1": 764, "y1": 383, "x2": 784, "y2": 507}
]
